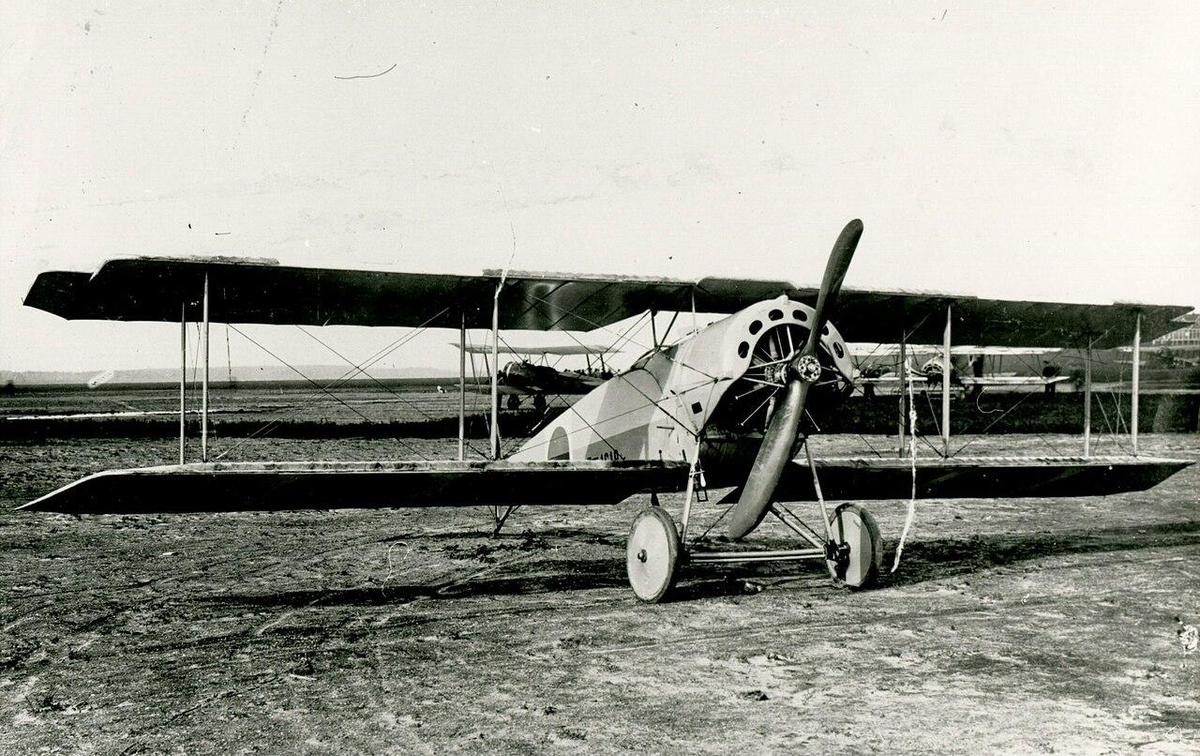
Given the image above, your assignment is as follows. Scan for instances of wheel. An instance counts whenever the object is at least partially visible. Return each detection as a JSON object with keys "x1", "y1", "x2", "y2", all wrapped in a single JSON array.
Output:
[
  {"x1": 626, "y1": 507, "x2": 681, "y2": 603},
  {"x1": 826, "y1": 503, "x2": 882, "y2": 589},
  {"x1": 533, "y1": 393, "x2": 547, "y2": 412},
  {"x1": 506, "y1": 394, "x2": 521, "y2": 411}
]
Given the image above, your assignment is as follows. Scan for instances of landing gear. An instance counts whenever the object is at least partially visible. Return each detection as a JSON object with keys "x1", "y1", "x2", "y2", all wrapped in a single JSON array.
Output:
[
  {"x1": 825, "y1": 503, "x2": 882, "y2": 589},
  {"x1": 626, "y1": 507, "x2": 680, "y2": 603},
  {"x1": 506, "y1": 394, "x2": 521, "y2": 411},
  {"x1": 622, "y1": 497, "x2": 882, "y2": 602},
  {"x1": 622, "y1": 440, "x2": 884, "y2": 602},
  {"x1": 533, "y1": 393, "x2": 547, "y2": 413}
]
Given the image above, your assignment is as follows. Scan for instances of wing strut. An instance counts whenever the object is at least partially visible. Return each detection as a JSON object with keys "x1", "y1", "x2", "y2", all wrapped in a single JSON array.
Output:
[
  {"x1": 179, "y1": 302, "x2": 186, "y2": 464},
  {"x1": 458, "y1": 312, "x2": 466, "y2": 461},
  {"x1": 490, "y1": 280, "x2": 502, "y2": 459},
  {"x1": 1132, "y1": 311, "x2": 1141, "y2": 455},
  {"x1": 897, "y1": 333, "x2": 907, "y2": 458},
  {"x1": 1083, "y1": 341, "x2": 1093, "y2": 457},
  {"x1": 941, "y1": 303, "x2": 952, "y2": 458},
  {"x1": 202, "y1": 273, "x2": 210, "y2": 462}
]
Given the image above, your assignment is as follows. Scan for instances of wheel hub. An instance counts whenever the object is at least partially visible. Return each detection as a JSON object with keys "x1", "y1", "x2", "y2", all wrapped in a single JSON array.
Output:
[{"x1": 825, "y1": 539, "x2": 851, "y2": 580}]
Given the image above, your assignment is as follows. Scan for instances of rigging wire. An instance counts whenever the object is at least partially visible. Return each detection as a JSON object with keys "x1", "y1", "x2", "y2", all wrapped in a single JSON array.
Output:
[
  {"x1": 296, "y1": 324, "x2": 488, "y2": 459},
  {"x1": 922, "y1": 386, "x2": 942, "y2": 442},
  {"x1": 532, "y1": 313, "x2": 710, "y2": 442},
  {"x1": 491, "y1": 328, "x2": 623, "y2": 459},
  {"x1": 950, "y1": 390, "x2": 1038, "y2": 458},
  {"x1": 492, "y1": 328, "x2": 611, "y2": 458},
  {"x1": 521, "y1": 290, "x2": 722, "y2": 383},
  {"x1": 213, "y1": 308, "x2": 451, "y2": 461},
  {"x1": 855, "y1": 433, "x2": 885, "y2": 459},
  {"x1": 224, "y1": 326, "x2": 376, "y2": 424}
]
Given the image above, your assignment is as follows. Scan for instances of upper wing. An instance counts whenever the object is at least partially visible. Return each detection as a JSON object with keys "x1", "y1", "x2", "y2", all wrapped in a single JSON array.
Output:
[
  {"x1": 24, "y1": 260, "x2": 492, "y2": 329},
  {"x1": 850, "y1": 343, "x2": 1064, "y2": 358},
  {"x1": 24, "y1": 259, "x2": 700, "y2": 331},
  {"x1": 959, "y1": 375, "x2": 1071, "y2": 386},
  {"x1": 24, "y1": 257, "x2": 1191, "y2": 347},
  {"x1": 453, "y1": 341, "x2": 613, "y2": 356},
  {"x1": 827, "y1": 290, "x2": 1189, "y2": 350}
]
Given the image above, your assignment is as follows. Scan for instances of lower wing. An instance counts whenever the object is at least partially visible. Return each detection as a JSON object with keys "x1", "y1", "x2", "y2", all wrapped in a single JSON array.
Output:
[
  {"x1": 20, "y1": 459, "x2": 689, "y2": 515},
  {"x1": 714, "y1": 455, "x2": 1191, "y2": 504}
]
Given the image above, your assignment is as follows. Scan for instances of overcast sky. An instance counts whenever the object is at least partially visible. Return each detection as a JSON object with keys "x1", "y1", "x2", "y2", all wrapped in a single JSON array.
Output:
[{"x1": 2, "y1": 2, "x2": 1197, "y2": 375}]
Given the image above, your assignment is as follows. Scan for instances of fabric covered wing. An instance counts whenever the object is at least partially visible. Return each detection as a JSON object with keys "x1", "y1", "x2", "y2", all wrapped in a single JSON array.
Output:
[
  {"x1": 454, "y1": 341, "x2": 612, "y2": 356},
  {"x1": 19, "y1": 459, "x2": 690, "y2": 515},
  {"x1": 23, "y1": 258, "x2": 1190, "y2": 346},
  {"x1": 757, "y1": 455, "x2": 1193, "y2": 501},
  {"x1": 25, "y1": 259, "x2": 491, "y2": 329}
]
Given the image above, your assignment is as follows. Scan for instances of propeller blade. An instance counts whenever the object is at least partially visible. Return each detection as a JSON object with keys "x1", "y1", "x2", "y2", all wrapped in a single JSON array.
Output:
[
  {"x1": 726, "y1": 219, "x2": 862, "y2": 540},
  {"x1": 800, "y1": 218, "x2": 862, "y2": 357}
]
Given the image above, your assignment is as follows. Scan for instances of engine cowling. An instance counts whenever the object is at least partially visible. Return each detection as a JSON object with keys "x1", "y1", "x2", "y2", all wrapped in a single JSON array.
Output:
[{"x1": 508, "y1": 296, "x2": 853, "y2": 465}]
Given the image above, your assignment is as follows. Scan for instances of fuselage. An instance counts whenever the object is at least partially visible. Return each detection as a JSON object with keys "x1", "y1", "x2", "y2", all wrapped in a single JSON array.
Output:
[
  {"x1": 499, "y1": 361, "x2": 605, "y2": 396},
  {"x1": 507, "y1": 296, "x2": 854, "y2": 472}
]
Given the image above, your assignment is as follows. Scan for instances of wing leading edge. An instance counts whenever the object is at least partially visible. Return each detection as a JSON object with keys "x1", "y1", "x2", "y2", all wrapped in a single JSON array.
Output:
[
  {"x1": 20, "y1": 459, "x2": 690, "y2": 515},
  {"x1": 757, "y1": 455, "x2": 1193, "y2": 501},
  {"x1": 23, "y1": 257, "x2": 1191, "y2": 347}
]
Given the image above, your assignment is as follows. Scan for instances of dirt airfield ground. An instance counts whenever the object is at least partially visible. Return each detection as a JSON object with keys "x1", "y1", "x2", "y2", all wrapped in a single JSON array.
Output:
[{"x1": 1, "y1": 432, "x2": 1198, "y2": 754}]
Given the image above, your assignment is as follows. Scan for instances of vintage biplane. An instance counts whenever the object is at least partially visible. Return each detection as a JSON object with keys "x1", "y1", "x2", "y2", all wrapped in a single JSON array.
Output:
[
  {"x1": 18, "y1": 221, "x2": 1194, "y2": 601},
  {"x1": 452, "y1": 339, "x2": 613, "y2": 411},
  {"x1": 851, "y1": 344, "x2": 1072, "y2": 393}
]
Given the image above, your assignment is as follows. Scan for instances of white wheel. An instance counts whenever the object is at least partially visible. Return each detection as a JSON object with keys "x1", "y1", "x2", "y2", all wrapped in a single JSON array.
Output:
[
  {"x1": 626, "y1": 507, "x2": 681, "y2": 603},
  {"x1": 826, "y1": 503, "x2": 882, "y2": 589}
]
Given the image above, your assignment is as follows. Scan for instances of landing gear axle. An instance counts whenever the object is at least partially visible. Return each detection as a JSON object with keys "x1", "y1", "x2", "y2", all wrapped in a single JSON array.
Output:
[{"x1": 623, "y1": 501, "x2": 882, "y2": 601}]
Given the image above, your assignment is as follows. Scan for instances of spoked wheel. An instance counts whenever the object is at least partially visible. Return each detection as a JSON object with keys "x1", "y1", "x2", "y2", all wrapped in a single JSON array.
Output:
[
  {"x1": 626, "y1": 507, "x2": 681, "y2": 603},
  {"x1": 826, "y1": 503, "x2": 882, "y2": 589}
]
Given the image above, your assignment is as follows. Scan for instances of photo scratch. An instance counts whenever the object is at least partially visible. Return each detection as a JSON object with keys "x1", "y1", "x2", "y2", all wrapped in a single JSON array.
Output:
[{"x1": 334, "y1": 63, "x2": 398, "y2": 81}]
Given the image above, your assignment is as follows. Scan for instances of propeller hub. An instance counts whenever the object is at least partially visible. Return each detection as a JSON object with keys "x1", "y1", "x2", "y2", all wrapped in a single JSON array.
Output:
[
  {"x1": 792, "y1": 354, "x2": 822, "y2": 384},
  {"x1": 725, "y1": 218, "x2": 863, "y2": 541}
]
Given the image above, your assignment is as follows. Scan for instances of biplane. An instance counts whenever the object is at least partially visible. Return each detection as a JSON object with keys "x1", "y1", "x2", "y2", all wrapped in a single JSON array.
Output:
[
  {"x1": 452, "y1": 339, "x2": 613, "y2": 411},
  {"x1": 851, "y1": 345, "x2": 1072, "y2": 393},
  {"x1": 17, "y1": 220, "x2": 1194, "y2": 602}
]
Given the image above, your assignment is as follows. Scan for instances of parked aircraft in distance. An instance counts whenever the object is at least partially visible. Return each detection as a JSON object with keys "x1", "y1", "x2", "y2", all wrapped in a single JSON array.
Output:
[{"x1": 453, "y1": 340, "x2": 613, "y2": 411}]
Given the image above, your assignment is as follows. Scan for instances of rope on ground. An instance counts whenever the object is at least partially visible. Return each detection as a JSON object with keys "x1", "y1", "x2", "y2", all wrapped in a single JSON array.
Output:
[
  {"x1": 891, "y1": 357, "x2": 918, "y2": 573},
  {"x1": 886, "y1": 311, "x2": 941, "y2": 573}
]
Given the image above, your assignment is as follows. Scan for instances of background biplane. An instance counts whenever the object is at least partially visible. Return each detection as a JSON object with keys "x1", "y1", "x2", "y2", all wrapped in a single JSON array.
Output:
[
  {"x1": 18, "y1": 221, "x2": 1194, "y2": 601},
  {"x1": 850, "y1": 344, "x2": 1072, "y2": 393},
  {"x1": 452, "y1": 339, "x2": 613, "y2": 412}
]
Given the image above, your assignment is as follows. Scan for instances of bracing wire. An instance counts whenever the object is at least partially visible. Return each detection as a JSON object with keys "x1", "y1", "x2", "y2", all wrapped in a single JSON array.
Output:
[
  {"x1": 214, "y1": 308, "x2": 451, "y2": 461},
  {"x1": 296, "y1": 324, "x2": 488, "y2": 459}
]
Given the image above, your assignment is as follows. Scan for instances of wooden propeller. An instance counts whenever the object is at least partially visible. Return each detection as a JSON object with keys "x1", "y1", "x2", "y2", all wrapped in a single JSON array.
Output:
[{"x1": 725, "y1": 219, "x2": 863, "y2": 539}]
